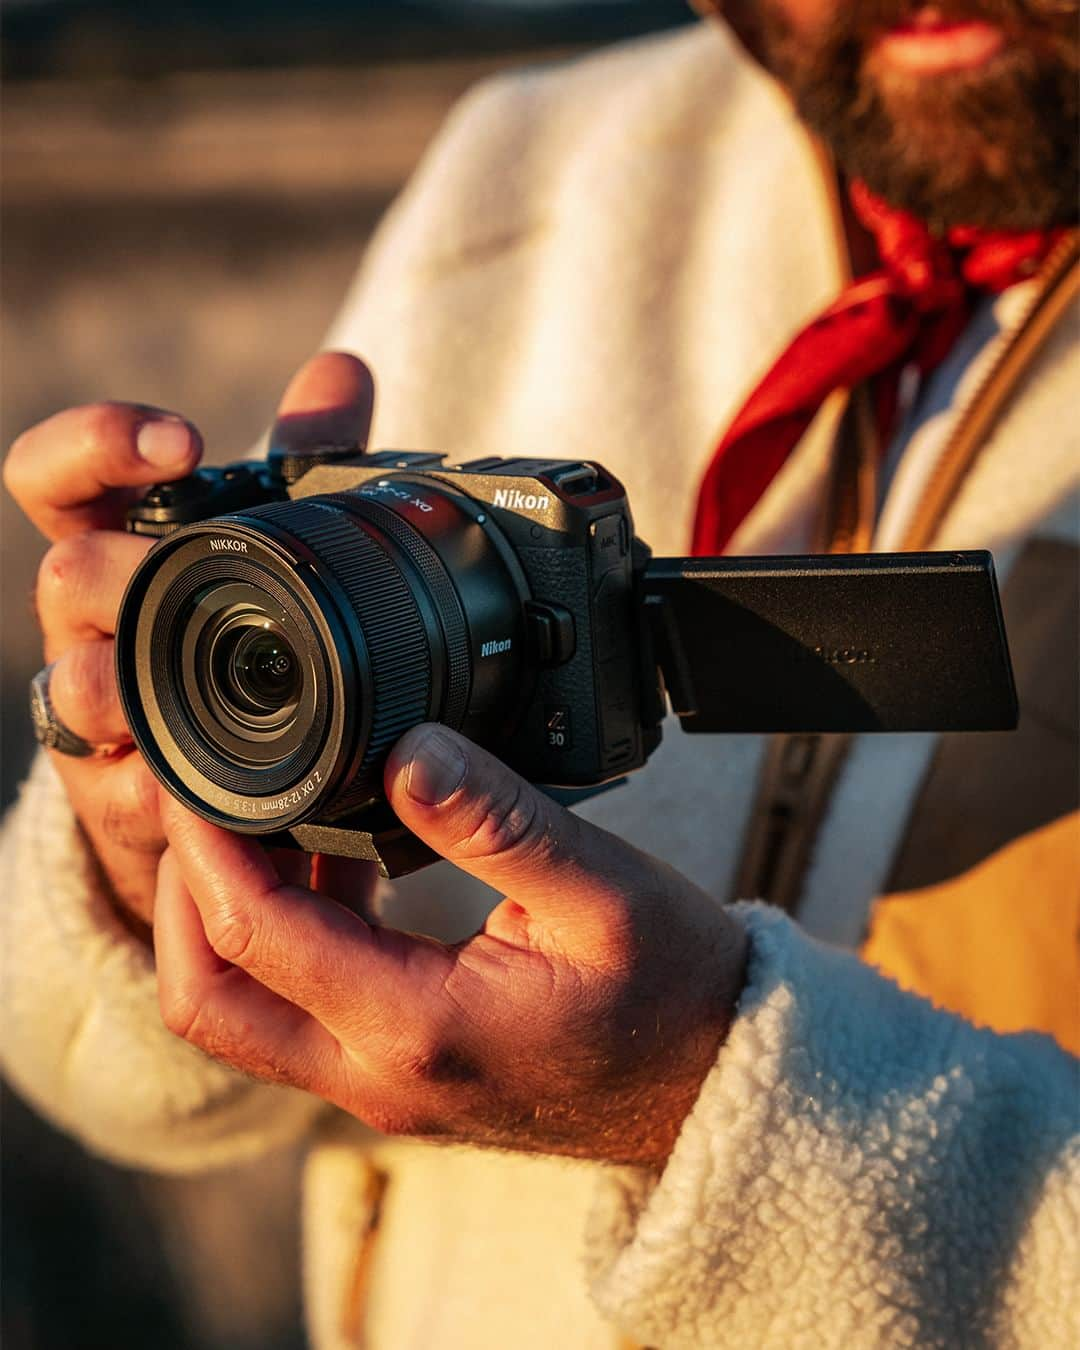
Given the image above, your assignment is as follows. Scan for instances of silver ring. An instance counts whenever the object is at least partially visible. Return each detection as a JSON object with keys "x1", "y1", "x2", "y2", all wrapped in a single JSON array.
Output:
[{"x1": 29, "y1": 662, "x2": 98, "y2": 758}]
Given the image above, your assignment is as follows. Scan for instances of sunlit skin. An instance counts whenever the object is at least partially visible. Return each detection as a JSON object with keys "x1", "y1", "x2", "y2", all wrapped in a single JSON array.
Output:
[
  {"x1": 5, "y1": 349, "x2": 748, "y2": 1167},
  {"x1": 4, "y1": 0, "x2": 1075, "y2": 1163}
]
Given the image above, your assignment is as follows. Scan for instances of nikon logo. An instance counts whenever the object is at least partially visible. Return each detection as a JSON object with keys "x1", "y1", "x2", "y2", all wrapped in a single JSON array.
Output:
[
  {"x1": 493, "y1": 488, "x2": 550, "y2": 512},
  {"x1": 210, "y1": 538, "x2": 248, "y2": 553},
  {"x1": 481, "y1": 638, "x2": 513, "y2": 658}
]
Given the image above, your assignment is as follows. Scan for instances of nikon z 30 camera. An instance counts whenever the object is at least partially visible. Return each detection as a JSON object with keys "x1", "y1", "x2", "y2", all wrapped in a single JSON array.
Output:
[{"x1": 116, "y1": 443, "x2": 1017, "y2": 876}]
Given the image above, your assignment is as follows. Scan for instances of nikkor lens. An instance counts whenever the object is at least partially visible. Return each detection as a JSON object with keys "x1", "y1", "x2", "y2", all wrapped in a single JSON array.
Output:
[{"x1": 116, "y1": 481, "x2": 530, "y2": 834}]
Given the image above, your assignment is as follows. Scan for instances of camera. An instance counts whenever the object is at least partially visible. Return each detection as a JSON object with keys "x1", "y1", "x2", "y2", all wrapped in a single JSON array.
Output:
[{"x1": 116, "y1": 443, "x2": 1017, "y2": 876}]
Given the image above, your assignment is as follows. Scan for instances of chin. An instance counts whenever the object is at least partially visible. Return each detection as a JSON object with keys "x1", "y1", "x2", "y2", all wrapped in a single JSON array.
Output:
[
  {"x1": 851, "y1": 161, "x2": 1076, "y2": 233},
  {"x1": 778, "y1": 18, "x2": 1079, "y2": 232},
  {"x1": 858, "y1": 63, "x2": 1078, "y2": 229},
  {"x1": 843, "y1": 131, "x2": 1077, "y2": 232},
  {"x1": 804, "y1": 76, "x2": 1078, "y2": 230}
]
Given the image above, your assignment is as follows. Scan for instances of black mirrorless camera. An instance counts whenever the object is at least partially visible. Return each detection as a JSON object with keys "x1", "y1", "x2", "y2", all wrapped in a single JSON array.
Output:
[{"x1": 116, "y1": 443, "x2": 1017, "y2": 876}]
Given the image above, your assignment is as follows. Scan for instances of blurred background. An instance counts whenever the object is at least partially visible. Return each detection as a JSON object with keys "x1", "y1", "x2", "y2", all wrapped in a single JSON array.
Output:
[{"x1": 2, "y1": 3, "x2": 691, "y2": 1347}]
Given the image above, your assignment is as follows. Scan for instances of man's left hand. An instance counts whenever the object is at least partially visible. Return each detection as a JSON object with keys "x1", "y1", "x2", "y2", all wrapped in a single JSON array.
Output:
[{"x1": 155, "y1": 724, "x2": 748, "y2": 1166}]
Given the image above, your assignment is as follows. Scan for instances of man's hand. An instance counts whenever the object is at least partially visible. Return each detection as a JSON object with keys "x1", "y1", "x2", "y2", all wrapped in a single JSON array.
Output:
[
  {"x1": 4, "y1": 352, "x2": 375, "y2": 927},
  {"x1": 155, "y1": 724, "x2": 749, "y2": 1166}
]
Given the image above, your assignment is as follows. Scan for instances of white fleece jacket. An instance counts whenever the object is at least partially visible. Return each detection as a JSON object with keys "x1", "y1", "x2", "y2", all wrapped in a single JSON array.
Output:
[{"x1": 3, "y1": 21, "x2": 1078, "y2": 1349}]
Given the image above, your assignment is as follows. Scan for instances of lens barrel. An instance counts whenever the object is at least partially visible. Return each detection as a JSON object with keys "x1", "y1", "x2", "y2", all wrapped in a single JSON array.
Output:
[{"x1": 116, "y1": 481, "x2": 529, "y2": 833}]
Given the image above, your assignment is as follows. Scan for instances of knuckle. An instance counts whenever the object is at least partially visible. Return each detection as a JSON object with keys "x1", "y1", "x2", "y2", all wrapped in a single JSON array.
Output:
[
  {"x1": 204, "y1": 902, "x2": 257, "y2": 967},
  {"x1": 36, "y1": 535, "x2": 95, "y2": 615},
  {"x1": 458, "y1": 780, "x2": 551, "y2": 867},
  {"x1": 79, "y1": 401, "x2": 135, "y2": 457},
  {"x1": 160, "y1": 985, "x2": 203, "y2": 1043},
  {"x1": 161, "y1": 996, "x2": 251, "y2": 1074},
  {"x1": 53, "y1": 645, "x2": 114, "y2": 720}
]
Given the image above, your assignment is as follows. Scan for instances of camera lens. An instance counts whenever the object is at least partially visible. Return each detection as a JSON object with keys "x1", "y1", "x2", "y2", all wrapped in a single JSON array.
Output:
[
  {"x1": 116, "y1": 482, "x2": 530, "y2": 834},
  {"x1": 213, "y1": 617, "x2": 302, "y2": 722},
  {"x1": 169, "y1": 579, "x2": 326, "y2": 777}
]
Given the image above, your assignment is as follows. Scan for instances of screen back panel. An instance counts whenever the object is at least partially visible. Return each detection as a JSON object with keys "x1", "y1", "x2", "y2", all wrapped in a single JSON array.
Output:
[{"x1": 643, "y1": 551, "x2": 1017, "y2": 734}]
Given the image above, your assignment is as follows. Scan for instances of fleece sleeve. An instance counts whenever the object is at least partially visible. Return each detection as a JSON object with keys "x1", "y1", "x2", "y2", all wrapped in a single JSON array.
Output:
[
  {"x1": 585, "y1": 903, "x2": 1079, "y2": 1349},
  {"x1": 0, "y1": 753, "x2": 324, "y2": 1174}
]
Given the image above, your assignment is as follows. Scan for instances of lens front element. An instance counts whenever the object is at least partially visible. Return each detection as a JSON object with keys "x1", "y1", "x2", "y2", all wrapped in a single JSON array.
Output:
[
  {"x1": 213, "y1": 615, "x2": 302, "y2": 723},
  {"x1": 230, "y1": 626, "x2": 300, "y2": 713}
]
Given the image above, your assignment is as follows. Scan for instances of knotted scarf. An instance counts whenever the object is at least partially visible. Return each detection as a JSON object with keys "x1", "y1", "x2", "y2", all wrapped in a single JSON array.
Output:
[{"x1": 691, "y1": 181, "x2": 1066, "y2": 555}]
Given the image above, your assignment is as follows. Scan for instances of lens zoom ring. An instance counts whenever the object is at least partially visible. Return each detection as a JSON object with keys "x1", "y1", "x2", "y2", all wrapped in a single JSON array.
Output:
[
  {"x1": 251, "y1": 499, "x2": 431, "y2": 811},
  {"x1": 327, "y1": 492, "x2": 472, "y2": 732}
]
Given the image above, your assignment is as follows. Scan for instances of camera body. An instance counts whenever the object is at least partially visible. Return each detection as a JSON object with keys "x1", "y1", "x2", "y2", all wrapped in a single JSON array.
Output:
[
  {"x1": 277, "y1": 449, "x2": 661, "y2": 789},
  {"x1": 120, "y1": 449, "x2": 665, "y2": 870},
  {"x1": 120, "y1": 445, "x2": 1017, "y2": 876}
]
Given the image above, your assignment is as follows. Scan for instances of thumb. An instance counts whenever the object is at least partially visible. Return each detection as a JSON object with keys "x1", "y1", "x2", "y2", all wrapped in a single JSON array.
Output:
[
  {"x1": 269, "y1": 351, "x2": 375, "y2": 458},
  {"x1": 385, "y1": 724, "x2": 649, "y2": 953}
]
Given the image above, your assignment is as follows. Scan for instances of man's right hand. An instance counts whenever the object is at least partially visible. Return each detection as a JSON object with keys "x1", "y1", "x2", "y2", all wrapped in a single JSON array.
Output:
[{"x1": 4, "y1": 352, "x2": 375, "y2": 929}]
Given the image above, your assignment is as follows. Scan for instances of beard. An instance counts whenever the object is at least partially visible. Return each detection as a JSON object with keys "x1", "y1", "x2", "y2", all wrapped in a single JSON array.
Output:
[{"x1": 752, "y1": 2, "x2": 1079, "y2": 230}]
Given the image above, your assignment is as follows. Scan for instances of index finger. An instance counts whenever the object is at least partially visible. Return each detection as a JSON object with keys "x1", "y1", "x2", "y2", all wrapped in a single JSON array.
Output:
[
  {"x1": 4, "y1": 402, "x2": 202, "y2": 541},
  {"x1": 159, "y1": 794, "x2": 450, "y2": 1045}
]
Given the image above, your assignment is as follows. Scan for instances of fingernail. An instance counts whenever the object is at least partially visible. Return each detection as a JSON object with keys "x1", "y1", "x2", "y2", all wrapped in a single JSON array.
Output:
[
  {"x1": 137, "y1": 418, "x2": 194, "y2": 468},
  {"x1": 405, "y1": 728, "x2": 467, "y2": 806}
]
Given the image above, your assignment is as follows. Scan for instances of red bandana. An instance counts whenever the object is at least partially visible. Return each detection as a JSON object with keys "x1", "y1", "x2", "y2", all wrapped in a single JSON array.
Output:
[{"x1": 690, "y1": 181, "x2": 1067, "y2": 556}]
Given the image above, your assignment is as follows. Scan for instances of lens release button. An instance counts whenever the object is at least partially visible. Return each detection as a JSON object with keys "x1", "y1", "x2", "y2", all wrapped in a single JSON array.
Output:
[{"x1": 525, "y1": 601, "x2": 576, "y2": 667}]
